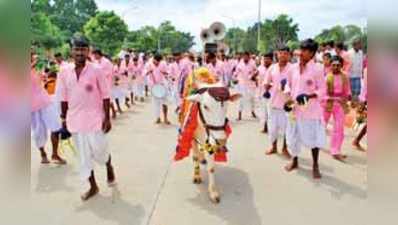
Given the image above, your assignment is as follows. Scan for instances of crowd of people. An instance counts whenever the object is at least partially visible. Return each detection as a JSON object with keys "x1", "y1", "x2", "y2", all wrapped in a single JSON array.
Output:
[{"x1": 31, "y1": 35, "x2": 367, "y2": 201}]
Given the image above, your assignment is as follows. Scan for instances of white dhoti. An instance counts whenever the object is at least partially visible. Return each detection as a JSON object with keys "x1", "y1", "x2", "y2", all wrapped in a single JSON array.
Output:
[
  {"x1": 268, "y1": 108, "x2": 288, "y2": 143},
  {"x1": 31, "y1": 102, "x2": 61, "y2": 149},
  {"x1": 133, "y1": 83, "x2": 145, "y2": 98},
  {"x1": 152, "y1": 96, "x2": 169, "y2": 119},
  {"x1": 170, "y1": 86, "x2": 180, "y2": 107},
  {"x1": 238, "y1": 85, "x2": 256, "y2": 112},
  {"x1": 286, "y1": 118, "x2": 327, "y2": 157},
  {"x1": 257, "y1": 97, "x2": 269, "y2": 124},
  {"x1": 111, "y1": 86, "x2": 125, "y2": 102},
  {"x1": 72, "y1": 132, "x2": 109, "y2": 181}
]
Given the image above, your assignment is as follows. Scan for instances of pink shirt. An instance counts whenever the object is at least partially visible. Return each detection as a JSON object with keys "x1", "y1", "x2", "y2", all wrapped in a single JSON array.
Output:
[
  {"x1": 131, "y1": 62, "x2": 145, "y2": 84},
  {"x1": 57, "y1": 63, "x2": 111, "y2": 133},
  {"x1": 339, "y1": 51, "x2": 352, "y2": 75},
  {"x1": 206, "y1": 61, "x2": 224, "y2": 82},
  {"x1": 266, "y1": 63, "x2": 293, "y2": 109},
  {"x1": 235, "y1": 61, "x2": 257, "y2": 89},
  {"x1": 359, "y1": 68, "x2": 367, "y2": 102},
  {"x1": 180, "y1": 58, "x2": 194, "y2": 78},
  {"x1": 288, "y1": 60, "x2": 326, "y2": 120},
  {"x1": 169, "y1": 62, "x2": 181, "y2": 86},
  {"x1": 31, "y1": 69, "x2": 51, "y2": 112},
  {"x1": 145, "y1": 61, "x2": 169, "y2": 87},
  {"x1": 95, "y1": 57, "x2": 114, "y2": 87}
]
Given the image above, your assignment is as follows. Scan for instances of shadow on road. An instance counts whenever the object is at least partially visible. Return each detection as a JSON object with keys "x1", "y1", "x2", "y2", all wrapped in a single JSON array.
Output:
[
  {"x1": 296, "y1": 167, "x2": 367, "y2": 200},
  {"x1": 75, "y1": 190, "x2": 145, "y2": 225},
  {"x1": 35, "y1": 165, "x2": 75, "y2": 194},
  {"x1": 188, "y1": 166, "x2": 262, "y2": 225}
]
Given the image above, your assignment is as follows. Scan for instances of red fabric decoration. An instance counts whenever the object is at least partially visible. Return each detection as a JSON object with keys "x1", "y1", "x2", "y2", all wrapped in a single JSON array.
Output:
[{"x1": 174, "y1": 103, "x2": 231, "y2": 162}]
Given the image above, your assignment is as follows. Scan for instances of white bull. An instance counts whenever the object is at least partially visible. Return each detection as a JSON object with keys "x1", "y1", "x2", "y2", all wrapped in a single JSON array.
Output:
[{"x1": 186, "y1": 82, "x2": 240, "y2": 203}]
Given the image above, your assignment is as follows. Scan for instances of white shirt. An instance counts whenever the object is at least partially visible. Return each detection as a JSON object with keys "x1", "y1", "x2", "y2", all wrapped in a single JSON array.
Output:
[{"x1": 348, "y1": 48, "x2": 364, "y2": 78}]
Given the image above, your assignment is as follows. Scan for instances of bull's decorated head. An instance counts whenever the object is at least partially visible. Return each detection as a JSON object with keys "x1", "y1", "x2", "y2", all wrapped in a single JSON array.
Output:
[{"x1": 187, "y1": 68, "x2": 240, "y2": 147}]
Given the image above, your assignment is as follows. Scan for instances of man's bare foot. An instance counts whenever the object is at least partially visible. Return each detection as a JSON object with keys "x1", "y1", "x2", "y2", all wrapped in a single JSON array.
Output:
[
  {"x1": 140, "y1": 97, "x2": 145, "y2": 102},
  {"x1": 285, "y1": 161, "x2": 298, "y2": 172},
  {"x1": 107, "y1": 165, "x2": 116, "y2": 187},
  {"x1": 164, "y1": 120, "x2": 171, "y2": 125},
  {"x1": 313, "y1": 166, "x2": 322, "y2": 179},
  {"x1": 282, "y1": 148, "x2": 291, "y2": 159},
  {"x1": 155, "y1": 118, "x2": 162, "y2": 124},
  {"x1": 81, "y1": 187, "x2": 99, "y2": 201},
  {"x1": 41, "y1": 156, "x2": 50, "y2": 164},
  {"x1": 125, "y1": 102, "x2": 131, "y2": 108},
  {"x1": 265, "y1": 148, "x2": 277, "y2": 155},
  {"x1": 112, "y1": 113, "x2": 116, "y2": 119},
  {"x1": 51, "y1": 155, "x2": 67, "y2": 165},
  {"x1": 332, "y1": 154, "x2": 347, "y2": 162},
  {"x1": 352, "y1": 141, "x2": 365, "y2": 151}
]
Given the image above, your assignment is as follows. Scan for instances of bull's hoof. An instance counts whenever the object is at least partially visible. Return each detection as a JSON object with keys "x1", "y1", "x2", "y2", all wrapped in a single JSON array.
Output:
[
  {"x1": 193, "y1": 177, "x2": 202, "y2": 184},
  {"x1": 200, "y1": 159, "x2": 207, "y2": 165}
]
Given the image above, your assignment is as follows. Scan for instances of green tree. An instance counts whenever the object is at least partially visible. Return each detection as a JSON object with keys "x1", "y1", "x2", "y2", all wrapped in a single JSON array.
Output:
[
  {"x1": 31, "y1": 0, "x2": 53, "y2": 15},
  {"x1": 225, "y1": 14, "x2": 299, "y2": 54},
  {"x1": 50, "y1": 0, "x2": 98, "y2": 40},
  {"x1": 224, "y1": 27, "x2": 247, "y2": 54},
  {"x1": 261, "y1": 14, "x2": 299, "y2": 51},
  {"x1": 124, "y1": 21, "x2": 194, "y2": 54},
  {"x1": 314, "y1": 24, "x2": 364, "y2": 47},
  {"x1": 31, "y1": 12, "x2": 63, "y2": 51},
  {"x1": 84, "y1": 11, "x2": 128, "y2": 56}
]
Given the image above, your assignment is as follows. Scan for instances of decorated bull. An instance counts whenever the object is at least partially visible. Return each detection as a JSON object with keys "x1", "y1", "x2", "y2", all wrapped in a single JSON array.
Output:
[{"x1": 174, "y1": 68, "x2": 240, "y2": 203}]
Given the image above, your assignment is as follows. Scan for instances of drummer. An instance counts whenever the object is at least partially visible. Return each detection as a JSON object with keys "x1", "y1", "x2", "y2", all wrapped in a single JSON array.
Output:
[{"x1": 145, "y1": 54, "x2": 171, "y2": 125}]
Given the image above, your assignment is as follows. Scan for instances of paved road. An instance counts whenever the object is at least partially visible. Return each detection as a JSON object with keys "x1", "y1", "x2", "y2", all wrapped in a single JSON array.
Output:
[{"x1": 30, "y1": 98, "x2": 367, "y2": 225}]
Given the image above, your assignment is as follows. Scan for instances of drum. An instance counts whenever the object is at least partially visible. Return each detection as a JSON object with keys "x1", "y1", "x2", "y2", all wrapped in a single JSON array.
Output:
[{"x1": 152, "y1": 84, "x2": 167, "y2": 99}]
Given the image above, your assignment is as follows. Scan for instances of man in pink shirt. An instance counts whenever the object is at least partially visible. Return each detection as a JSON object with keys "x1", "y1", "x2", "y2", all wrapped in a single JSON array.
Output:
[
  {"x1": 120, "y1": 53, "x2": 135, "y2": 106},
  {"x1": 145, "y1": 54, "x2": 171, "y2": 124},
  {"x1": 257, "y1": 52, "x2": 274, "y2": 133},
  {"x1": 54, "y1": 52, "x2": 71, "y2": 72},
  {"x1": 111, "y1": 57, "x2": 124, "y2": 118},
  {"x1": 57, "y1": 36, "x2": 115, "y2": 201},
  {"x1": 169, "y1": 52, "x2": 183, "y2": 111},
  {"x1": 335, "y1": 43, "x2": 352, "y2": 75},
  {"x1": 205, "y1": 53, "x2": 225, "y2": 84},
  {"x1": 263, "y1": 47, "x2": 292, "y2": 157},
  {"x1": 131, "y1": 56, "x2": 145, "y2": 102},
  {"x1": 234, "y1": 52, "x2": 258, "y2": 120},
  {"x1": 31, "y1": 52, "x2": 66, "y2": 165},
  {"x1": 284, "y1": 39, "x2": 327, "y2": 179}
]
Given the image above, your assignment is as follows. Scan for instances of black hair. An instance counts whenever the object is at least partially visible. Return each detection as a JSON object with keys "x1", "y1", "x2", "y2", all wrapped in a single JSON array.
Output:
[
  {"x1": 336, "y1": 42, "x2": 345, "y2": 50},
  {"x1": 323, "y1": 52, "x2": 332, "y2": 59},
  {"x1": 264, "y1": 51, "x2": 274, "y2": 59},
  {"x1": 172, "y1": 52, "x2": 181, "y2": 57},
  {"x1": 133, "y1": 57, "x2": 139, "y2": 61},
  {"x1": 71, "y1": 35, "x2": 90, "y2": 48},
  {"x1": 300, "y1": 38, "x2": 319, "y2": 55},
  {"x1": 331, "y1": 55, "x2": 344, "y2": 65},
  {"x1": 278, "y1": 46, "x2": 290, "y2": 52},
  {"x1": 207, "y1": 52, "x2": 216, "y2": 59},
  {"x1": 124, "y1": 54, "x2": 131, "y2": 58},
  {"x1": 154, "y1": 54, "x2": 163, "y2": 62},
  {"x1": 54, "y1": 52, "x2": 62, "y2": 58},
  {"x1": 92, "y1": 48, "x2": 103, "y2": 56},
  {"x1": 327, "y1": 40, "x2": 335, "y2": 47},
  {"x1": 243, "y1": 51, "x2": 251, "y2": 56}
]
